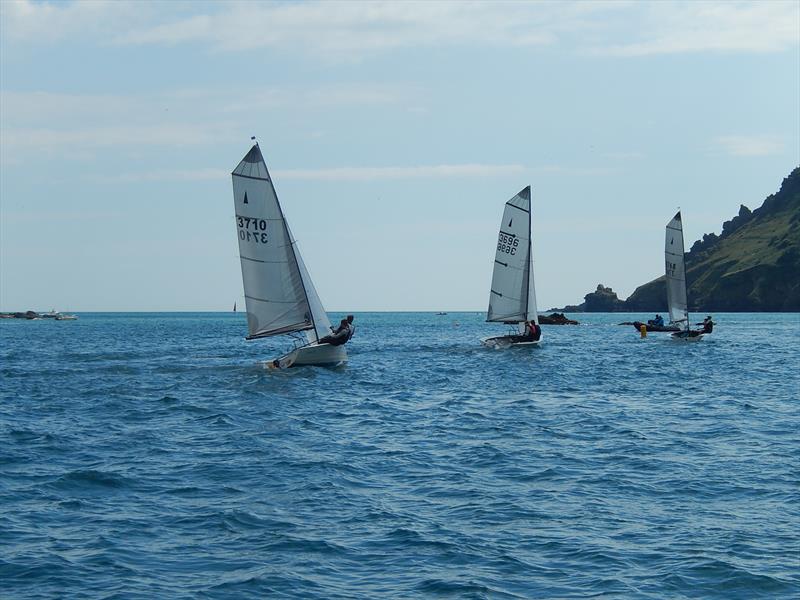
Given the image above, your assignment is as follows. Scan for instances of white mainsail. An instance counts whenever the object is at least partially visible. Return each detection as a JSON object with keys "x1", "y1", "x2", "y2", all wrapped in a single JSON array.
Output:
[
  {"x1": 665, "y1": 211, "x2": 689, "y2": 328},
  {"x1": 231, "y1": 144, "x2": 329, "y2": 342},
  {"x1": 487, "y1": 186, "x2": 539, "y2": 330}
]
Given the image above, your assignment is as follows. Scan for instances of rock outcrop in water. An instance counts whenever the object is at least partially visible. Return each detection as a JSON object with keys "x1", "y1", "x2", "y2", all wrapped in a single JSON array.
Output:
[
  {"x1": 554, "y1": 166, "x2": 800, "y2": 312},
  {"x1": 538, "y1": 312, "x2": 579, "y2": 325},
  {"x1": 554, "y1": 284, "x2": 626, "y2": 313},
  {"x1": 0, "y1": 311, "x2": 41, "y2": 319}
]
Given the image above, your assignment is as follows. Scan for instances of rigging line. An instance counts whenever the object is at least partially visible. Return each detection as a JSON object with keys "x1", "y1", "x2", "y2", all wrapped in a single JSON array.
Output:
[
  {"x1": 678, "y1": 224, "x2": 689, "y2": 329},
  {"x1": 525, "y1": 205, "x2": 532, "y2": 318}
]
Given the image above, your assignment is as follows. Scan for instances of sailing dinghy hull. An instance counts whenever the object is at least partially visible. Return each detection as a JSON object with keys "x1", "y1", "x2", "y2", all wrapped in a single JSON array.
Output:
[
  {"x1": 670, "y1": 331, "x2": 704, "y2": 342},
  {"x1": 481, "y1": 336, "x2": 542, "y2": 349},
  {"x1": 267, "y1": 342, "x2": 347, "y2": 369}
]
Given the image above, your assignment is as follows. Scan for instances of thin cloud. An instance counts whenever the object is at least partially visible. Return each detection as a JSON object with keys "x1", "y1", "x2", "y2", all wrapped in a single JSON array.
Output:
[
  {"x1": 0, "y1": 86, "x2": 415, "y2": 160},
  {"x1": 597, "y1": 2, "x2": 799, "y2": 56},
  {"x1": 276, "y1": 164, "x2": 527, "y2": 181},
  {"x1": 4, "y1": 1, "x2": 795, "y2": 58},
  {"x1": 96, "y1": 169, "x2": 229, "y2": 184},
  {"x1": 116, "y1": 1, "x2": 558, "y2": 55},
  {"x1": 98, "y1": 164, "x2": 527, "y2": 183},
  {"x1": 600, "y1": 151, "x2": 645, "y2": 160},
  {"x1": 99, "y1": 163, "x2": 617, "y2": 183},
  {"x1": 2, "y1": 125, "x2": 233, "y2": 151},
  {"x1": 714, "y1": 135, "x2": 785, "y2": 157},
  {"x1": 1, "y1": 86, "x2": 409, "y2": 123},
  {"x1": 1, "y1": 210, "x2": 125, "y2": 223},
  {"x1": 0, "y1": 0, "x2": 152, "y2": 44},
  {"x1": 529, "y1": 165, "x2": 614, "y2": 177}
]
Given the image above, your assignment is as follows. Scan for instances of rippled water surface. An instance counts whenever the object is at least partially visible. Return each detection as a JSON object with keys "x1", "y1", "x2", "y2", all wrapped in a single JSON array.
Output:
[{"x1": 2, "y1": 312, "x2": 799, "y2": 598}]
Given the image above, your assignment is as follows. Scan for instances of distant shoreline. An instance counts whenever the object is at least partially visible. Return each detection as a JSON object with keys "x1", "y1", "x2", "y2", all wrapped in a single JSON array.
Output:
[{"x1": 3, "y1": 310, "x2": 799, "y2": 315}]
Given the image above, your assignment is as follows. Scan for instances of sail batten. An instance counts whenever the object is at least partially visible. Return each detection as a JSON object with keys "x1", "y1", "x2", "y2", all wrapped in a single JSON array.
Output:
[
  {"x1": 246, "y1": 322, "x2": 313, "y2": 337},
  {"x1": 486, "y1": 186, "x2": 539, "y2": 325}
]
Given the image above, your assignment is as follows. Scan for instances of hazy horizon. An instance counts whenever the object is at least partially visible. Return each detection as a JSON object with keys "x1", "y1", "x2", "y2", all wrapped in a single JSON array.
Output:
[{"x1": 2, "y1": 1, "x2": 798, "y2": 312}]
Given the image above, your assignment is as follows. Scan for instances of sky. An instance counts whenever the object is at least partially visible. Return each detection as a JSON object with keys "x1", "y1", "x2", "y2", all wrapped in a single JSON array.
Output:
[{"x1": 1, "y1": 0, "x2": 798, "y2": 312}]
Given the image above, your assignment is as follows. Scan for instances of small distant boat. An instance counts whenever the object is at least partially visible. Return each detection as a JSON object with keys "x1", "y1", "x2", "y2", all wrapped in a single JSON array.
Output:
[
  {"x1": 41, "y1": 310, "x2": 60, "y2": 319},
  {"x1": 55, "y1": 314, "x2": 78, "y2": 321},
  {"x1": 436, "y1": 312, "x2": 447, "y2": 315},
  {"x1": 233, "y1": 302, "x2": 237, "y2": 312},
  {"x1": 665, "y1": 212, "x2": 703, "y2": 341},
  {"x1": 231, "y1": 142, "x2": 347, "y2": 369},
  {"x1": 481, "y1": 186, "x2": 542, "y2": 348}
]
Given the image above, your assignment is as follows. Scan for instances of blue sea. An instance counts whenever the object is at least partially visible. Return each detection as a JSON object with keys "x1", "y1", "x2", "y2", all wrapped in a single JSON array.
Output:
[{"x1": 1, "y1": 312, "x2": 798, "y2": 599}]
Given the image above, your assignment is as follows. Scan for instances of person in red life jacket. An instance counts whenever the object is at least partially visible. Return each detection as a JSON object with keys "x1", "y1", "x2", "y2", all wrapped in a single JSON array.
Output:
[{"x1": 526, "y1": 320, "x2": 541, "y2": 341}]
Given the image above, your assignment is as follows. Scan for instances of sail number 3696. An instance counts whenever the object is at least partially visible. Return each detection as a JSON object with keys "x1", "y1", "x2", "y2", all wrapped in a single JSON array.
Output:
[
  {"x1": 497, "y1": 233, "x2": 519, "y2": 255},
  {"x1": 237, "y1": 215, "x2": 268, "y2": 244}
]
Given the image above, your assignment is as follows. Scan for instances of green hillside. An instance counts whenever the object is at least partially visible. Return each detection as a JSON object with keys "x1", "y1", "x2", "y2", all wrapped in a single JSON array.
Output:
[{"x1": 625, "y1": 166, "x2": 800, "y2": 311}]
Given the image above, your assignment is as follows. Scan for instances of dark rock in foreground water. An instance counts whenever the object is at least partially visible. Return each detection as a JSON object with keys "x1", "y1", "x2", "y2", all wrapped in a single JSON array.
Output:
[{"x1": 539, "y1": 312, "x2": 579, "y2": 325}]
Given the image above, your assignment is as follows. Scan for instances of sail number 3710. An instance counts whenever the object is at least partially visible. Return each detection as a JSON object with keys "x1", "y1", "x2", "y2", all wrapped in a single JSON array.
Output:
[
  {"x1": 237, "y1": 215, "x2": 268, "y2": 243},
  {"x1": 497, "y1": 232, "x2": 519, "y2": 255}
]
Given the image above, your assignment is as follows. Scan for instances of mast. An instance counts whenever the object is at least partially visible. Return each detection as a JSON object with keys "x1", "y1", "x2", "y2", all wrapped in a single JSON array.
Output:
[
  {"x1": 674, "y1": 210, "x2": 689, "y2": 331},
  {"x1": 525, "y1": 199, "x2": 532, "y2": 322},
  {"x1": 680, "y1": 216, "x2": 690, "y2": 331}
]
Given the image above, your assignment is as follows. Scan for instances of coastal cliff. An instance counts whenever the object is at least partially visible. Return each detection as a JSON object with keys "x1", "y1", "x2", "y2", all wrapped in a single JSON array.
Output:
[{"x1": 556, "y1": 166, "x2": 800, "y2": 312}]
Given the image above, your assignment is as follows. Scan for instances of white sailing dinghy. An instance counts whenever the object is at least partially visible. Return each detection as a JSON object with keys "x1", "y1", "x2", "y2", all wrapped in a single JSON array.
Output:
[
  {"x1": 231, "y1": 143, "x2": 347, "y2": 368},
  {"x1": 481, "y1": 186, "x2": 542, "y2": 348},
  {"x1": 665, "y1": 211, "x2": 703, "y2": 341}
]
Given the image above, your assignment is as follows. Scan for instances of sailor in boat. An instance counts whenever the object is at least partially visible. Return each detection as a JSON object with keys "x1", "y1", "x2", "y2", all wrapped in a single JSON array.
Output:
[
  {"x1": 318, "y1": 315, "x2": 355, "y2": 346},
  {"x1": 699, "y1": 315, "x2": 714, "y2": 334},
  {"x1": 527, "y1": 320, "x2": 542, "y2": 342},
  {"x1": 505, "y1": 320, "x2": 541, "y2": 344},
  {"x1": 650, "y1": 314, "x2": 665, "y2": 327}
]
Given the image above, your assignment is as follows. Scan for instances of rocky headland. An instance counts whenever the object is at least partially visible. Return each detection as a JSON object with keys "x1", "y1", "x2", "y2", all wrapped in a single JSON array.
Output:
[{"x1": 553, "y1": 166, "x2": 800, "y2": 312}]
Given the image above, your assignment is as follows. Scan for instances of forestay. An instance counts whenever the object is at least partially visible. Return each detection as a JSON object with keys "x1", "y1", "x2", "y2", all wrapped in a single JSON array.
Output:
[
  {"x1": 232, "y1": 144, "x2": 327, "y2": 341},
  {"x1": 487, "y1": 186, "x2": 539, "y2": 327},
  {"x1": 665, "y1": 211, "x2": 688, "y2": 328}
]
